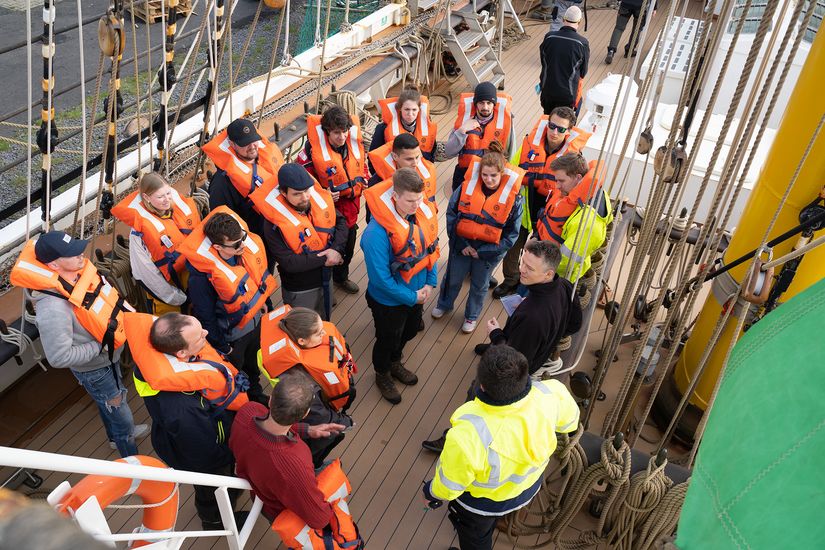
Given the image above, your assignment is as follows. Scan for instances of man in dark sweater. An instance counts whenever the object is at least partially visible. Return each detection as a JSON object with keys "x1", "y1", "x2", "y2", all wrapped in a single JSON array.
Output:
[
  {"x1": 483, "y1": 239, "x2": 582, "y2": 374},
  {"x1": 229, "y1": 371, "x2": 347, "y2": 524},
  {"x1": 539, "y1": 6, "x2": 589, "y2": 116}
]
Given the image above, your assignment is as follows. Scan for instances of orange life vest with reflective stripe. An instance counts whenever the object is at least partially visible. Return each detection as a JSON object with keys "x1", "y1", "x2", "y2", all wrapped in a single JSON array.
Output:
[
  {"x1": 111, "y1": 189, "x2": 201, "y2": 285},
  {"x1": 454, "y1": 92, "x2": 512, "y2": 168},
  {"x1": 306, "y1": 115, "x2": 366, "y2": 199},
  {"x1": 124, "y1": 312, "x2": 249, "y2": 411},
  {"x1": 248, "y1": 176, "x2": 337, "y2": 255},
  {"x1": 177, "y1": 206, "x2": 277, "y2": 329},
  {"x1": 518, "y1": 117, "x2": 591, "y2": 197},
  {"x1": 272, "y1": 459, "x2": 363, "y2": 550},
  {"x1": 378, "y1": 95, "x2": 437, "y2": 154},
  {"x1": 456, "y1": 157, "x2": 524, "y2": 243},
  {"x1": 259, "y1": 305, "x2": 356, "y2": 411},
  {"x1": 367, "y1": 141, "x2": 437, "y2": 206},
  {"x1": 202, "y1": 128, "x2": 285, "y2": 200},
  {"x1": 536, "y1": 160, "x2": 606, "y2": 244},
  {"x1": 364, "y1": 180, "x2": 439, "y2": 282},
  {"x1": 10, "y1": 240, "x2": 131, "y2": 356}
]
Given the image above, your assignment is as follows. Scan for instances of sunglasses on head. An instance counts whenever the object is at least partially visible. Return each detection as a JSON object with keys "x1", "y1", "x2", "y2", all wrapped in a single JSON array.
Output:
[
  {"x1": 221, "y1": 231, "x2": 247, "y2": 250},
  {"x1": 549, "y1": 122, "x2": 569, "y2": 134}
]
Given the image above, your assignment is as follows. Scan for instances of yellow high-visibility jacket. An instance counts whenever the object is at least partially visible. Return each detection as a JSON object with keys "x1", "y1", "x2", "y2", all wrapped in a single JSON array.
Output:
[
  {"x1": 430, "y1": 379, "x2": 579, "y2": 515},
  {"x1": 557, "y1": 187, "x2": 613, "y2": 282}
]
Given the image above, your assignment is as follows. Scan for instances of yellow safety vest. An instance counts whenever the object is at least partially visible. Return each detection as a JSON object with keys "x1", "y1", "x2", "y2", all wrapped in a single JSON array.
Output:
[
  {"x1": 557, "y1": 188, "x2": 613, "y2": 282},
  {"x1": 430, "y1": 380, "x2": 579, "y2": 514}
]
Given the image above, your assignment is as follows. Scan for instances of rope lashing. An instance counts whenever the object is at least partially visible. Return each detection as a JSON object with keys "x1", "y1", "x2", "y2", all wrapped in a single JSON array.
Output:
[{"x1": 39, "y1": 0, "x2": 59, "y2": 227}]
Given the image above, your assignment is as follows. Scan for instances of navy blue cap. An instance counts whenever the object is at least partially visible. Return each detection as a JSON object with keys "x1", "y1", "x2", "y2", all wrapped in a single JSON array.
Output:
[
  {"x1": 34, "y1": 231, "x2": 88, "y2": 263},
  {"x1": 226, "y1": 118, "x2": 262, "y2": 147},
  {"x1": 278, "y1": 163, "x2": 315, "y2": 191}
]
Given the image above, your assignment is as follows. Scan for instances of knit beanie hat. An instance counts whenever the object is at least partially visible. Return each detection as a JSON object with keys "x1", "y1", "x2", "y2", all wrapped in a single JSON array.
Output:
[{"x1": 473, "y1": 82, "x2": 497, "y2": 105}]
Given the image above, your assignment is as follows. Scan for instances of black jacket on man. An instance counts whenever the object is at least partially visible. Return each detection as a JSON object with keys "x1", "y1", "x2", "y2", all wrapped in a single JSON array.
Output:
[
  {"x1": 539, "y1": 26, "x2": 590, "y2": 109},
  {"x1": 491, "y1": 275, "x2": 583, "y2": 374}
]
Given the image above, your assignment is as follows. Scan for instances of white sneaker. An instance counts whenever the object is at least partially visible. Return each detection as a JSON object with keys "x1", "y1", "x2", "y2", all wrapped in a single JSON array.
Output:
[
  {"x1": 461, "y1": 319, "x2": 478, "y2": 333},
  {"x1": 109, "y1": 423, "x2": 150, "y2": 449},
  {"x1": 431, "y1": 307, "x2": 447, "y2": 319}
]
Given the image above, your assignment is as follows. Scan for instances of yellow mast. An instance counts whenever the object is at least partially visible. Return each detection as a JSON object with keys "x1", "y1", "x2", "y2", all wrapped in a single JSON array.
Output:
[{"x1": 674, "y1": 24, "x2": 825, "y2": 411}]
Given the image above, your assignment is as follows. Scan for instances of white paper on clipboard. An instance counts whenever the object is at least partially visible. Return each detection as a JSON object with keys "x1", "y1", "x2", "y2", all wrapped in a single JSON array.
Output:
[{"x1": 500, "y1": 294, "x2": 524, "y2": 317}]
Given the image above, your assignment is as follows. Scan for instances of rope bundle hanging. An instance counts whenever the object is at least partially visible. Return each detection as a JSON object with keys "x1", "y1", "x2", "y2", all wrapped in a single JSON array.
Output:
[
  {"x1": 154, "y1": 0, "x2": 179, "y2": 173},
  {"x1": 634, "y1": 480, "x2": 689, "y2": 550},
  {"x1": 38, "y1": 0, "x2": 59, "y2": 227}
]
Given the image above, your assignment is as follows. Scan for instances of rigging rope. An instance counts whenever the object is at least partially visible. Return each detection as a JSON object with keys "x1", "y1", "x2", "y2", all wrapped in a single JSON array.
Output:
[
  {"x1": 313, "y1": 0, "x2": 335, "y2": 115},
  {"x1": 255, "y1": 0, "x2": 288, "y2": 128}
]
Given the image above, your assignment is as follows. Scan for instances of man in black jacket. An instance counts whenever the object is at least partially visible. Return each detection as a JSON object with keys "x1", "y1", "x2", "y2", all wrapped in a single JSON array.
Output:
[
  {"x1": 538, "y1": 6, "x2": 589, "y2": 116},
  {"x1": 260, "y1": 164, "x2": 348, "y2": 320}
]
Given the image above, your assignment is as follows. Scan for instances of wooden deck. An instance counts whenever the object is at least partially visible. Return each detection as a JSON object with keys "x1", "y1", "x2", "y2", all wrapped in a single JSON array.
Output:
[{"x1": 3, "y1": 2, "x2": 703, "y2": 548}]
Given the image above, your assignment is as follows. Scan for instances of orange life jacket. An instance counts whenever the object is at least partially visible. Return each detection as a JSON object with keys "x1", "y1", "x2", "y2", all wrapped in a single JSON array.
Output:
[
  {"x1": 454, "y1": 92, "x2": 513, "y2": 168},
  {"x1": 272, "y1": 459, "x2": 363, "y2": 550},
  {"x1": 364, "y1": 180, "x2": 439, "y2": 282},
  {"x1": 518, "y1": 117, "x2": 591, "y2": 196},
  {"x1": 367, "y1": 141, "x2": 437, "y2": 206},
  {"x1": 536, "y1": 159, "x2": 606, "y2": 244},
  {"x1": 259, "y1": 305, "x2": 356, "y2": 412},
  {"x1": 456, "y1": 157, "x2": 524, "y2": 243},
  {"x1": 248, "y1": 176, "x2": 337, "y2": 255},
  {"x1": 201, "y1": 128, "x2": 285, "y2": 200},
  {"x1": 177, "y1": 206, "x2": 277, "y2": 329},
  {"x1": 306, "y1": 114, "x2": 366, "y2": 199},
  {"x1": 111, "y1": 189, "x2": 201, "y2": 285},
  {"x1": 378, "y1": 95, "x2": 437, "y2": 154},
  {"x1": 10, "y1": 240, "x2": 131, "y2": 359},
  {"x1": 124, "y1": 312, "x2": 249, "y2": 411}
]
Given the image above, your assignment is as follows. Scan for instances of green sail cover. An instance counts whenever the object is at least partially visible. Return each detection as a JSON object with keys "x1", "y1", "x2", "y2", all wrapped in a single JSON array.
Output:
[{"x1": 676, "y1": 277, "x2": 825, "y2": 548}]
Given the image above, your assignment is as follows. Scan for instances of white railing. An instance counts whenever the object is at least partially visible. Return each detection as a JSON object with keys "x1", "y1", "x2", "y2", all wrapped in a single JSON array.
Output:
[{"x1": 0, "y1": 446, "x2": 264, "y2": 550}]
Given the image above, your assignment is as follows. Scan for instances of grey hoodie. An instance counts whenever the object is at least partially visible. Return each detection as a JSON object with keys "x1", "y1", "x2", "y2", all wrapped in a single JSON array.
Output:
[{"x1": 30, "y1": 290, "x2": 123, "y2": 373}]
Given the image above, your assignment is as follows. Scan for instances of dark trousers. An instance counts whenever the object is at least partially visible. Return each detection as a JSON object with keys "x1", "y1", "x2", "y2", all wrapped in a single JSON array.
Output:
[
  {"x1": 452, "y1": 166, "x2": 468, "y2": 191},
  {"x1": 448, "y1": 500, "x2": 498, "y2": 550},
  {"x1": 366, "y1": 292, "x2": 423, "y2": 374},
  {"x1": 501, "y1": 226, "x2": 530, "y2": 287},
  {"x1": 193, "y1": 464, "x2": 241, "y2": 526},
  {"x1": 608, "y1": 5, "x2": 648, "y2": 54},
  {"x1": 542, "y1": 95, "x2": 582, "y2": 119},
  {"x1": 228, "y1": 322, "x2": 266, "y2": 403},
  {"x1": 333, "y1": 223, "x2": 358, "y2": 283}
]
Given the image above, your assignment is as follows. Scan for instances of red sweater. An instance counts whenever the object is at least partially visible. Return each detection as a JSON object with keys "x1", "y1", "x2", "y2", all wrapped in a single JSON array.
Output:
[{"x1": 229, "y1": 402, "x2": 333, "y2": 527}]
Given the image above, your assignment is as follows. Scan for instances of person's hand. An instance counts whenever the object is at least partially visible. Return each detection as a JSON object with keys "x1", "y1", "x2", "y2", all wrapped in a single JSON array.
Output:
[
  {"x1": 653, "y1": 10, "x2": 657, "y2": 16},
  {"x1": 486, "y1": 317, "x2": 500, "y2": 335},
  {"x1": 459, "y1": 119, "x2": 481, "y2": 134},
  {"x1": 421, "y1": 481, "x2": 444, "y2": 510},
  {"x1": 307, "y1": 423, "x2": 347, "y2": 438},
  {"x1": 416, "y1": 288, "x2": 427, "y2": 304},
  {"x1": 422, "y1": 284, "x2": 435, "y2": 301},
  {"x1": 462, "y1": 246, "x2": 479, "y2": 259},
  {"x1": 317, "y1": 249, "x2": 344, "y2": 266},
  {"x1": 330, "y1": 190, "x2": 341, "y2": 202}
]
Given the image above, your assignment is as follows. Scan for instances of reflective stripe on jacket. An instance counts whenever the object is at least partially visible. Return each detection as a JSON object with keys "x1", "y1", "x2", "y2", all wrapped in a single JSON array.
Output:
[
  {"x1": 456, "y1": 157, "x2": 524, "y2": 243},
  {"x1": 306, "y1": 114, "x2": 366, "y2": 198},
  {"x1": 202, "y1": 128, "x2": 285, "y2": 200},
  {"x1": 378, "y1": 95, "x2": 437, "y2": 154},
  {"x1": 363, "y1": 180, "x2": 439, "y2": 282},
  {"x1": 518, "y1": 117, "x2": 591, "y2": 197},
  {"x1": 259, "y1": 305, "x2": 356, "y2": 412},
  {"x1": 454, "y1": 92, "x2": 513, "y2": 168},
  {"x1": 430, "y1": 380, "x2": 580, "y2": 515},
  {"x1": 367, "y1": 141, "x2": 438, "y2": 206},
  {"x1": 536, "y1": 159, "x2": 606, "y2": 244},
  {"x1": 125, "y1": 312, "x2": 249, "y2": 411},
  {"x1": 177, "y1": 206, "x2": 276, "y2": 330},
  {"x1": 557, "y1": 188, "x2": 613, "y2": 282},
  {"x1": 111, "y1": 189, "x2": 200, "y2": 285}
]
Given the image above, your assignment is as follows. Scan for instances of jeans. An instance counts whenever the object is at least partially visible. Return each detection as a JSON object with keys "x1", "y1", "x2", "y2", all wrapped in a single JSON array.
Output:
[
  {"x1": 365, "y1": 292, "x2": 423, "y2": 374},
  {"x1": 437, "y1": 249, "x2": 500, "y2": 321},
  {"x1": 608, "y1": 5, "x2": 648, "y2": 53},
  {"x1": 546, "y1": 0, "x2": 579, "y2": 32},
  {"x1": 71, "y1": 363, "x2": 138, "y2": 458},
  {"x1": 447, "y1": 500, "x2": 498, "y2": 550},
  {"x1": 333, "y1": 223, "x2": 358, "y2": 283}
]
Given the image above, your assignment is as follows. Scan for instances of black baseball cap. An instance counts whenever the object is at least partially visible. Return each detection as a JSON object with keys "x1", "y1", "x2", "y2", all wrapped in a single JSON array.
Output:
[
  {"x1": 226, "y1": 118, "x2": 262, "y2": 147},
  {"x1": 34, "y1": 231, "x2": 89, "y2": 263},
  {"x1": 278, "y1": 163, "x2": 315, "y2": 191}
]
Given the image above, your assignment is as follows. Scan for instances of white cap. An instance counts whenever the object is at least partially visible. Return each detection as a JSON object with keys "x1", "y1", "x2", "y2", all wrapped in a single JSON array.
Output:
[{"x1": 563, "y1": 6, "x2": 582, "y2": 23}]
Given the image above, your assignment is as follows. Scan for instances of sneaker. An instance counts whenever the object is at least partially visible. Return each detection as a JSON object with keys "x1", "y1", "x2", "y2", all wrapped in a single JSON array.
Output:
[
  {"x1": 431, "y1": 307, "x2": 447, "y2": 319},
  {"x1": 376, "y1": 371, "x2": 401, "y2": 404},
  {"x1": 334, "y1": 279, "x2": 360, "y2": 294},
  {"x1": 492, "y1": 282, "x2": 517, "y2": 299},
  {"x1": 461, "y1": 319, "x2": 477, "y2": 334},
  {"x1": 605, "y1": 49, "x2": 614, "y2": 64},
  {"x1": 488, "y1": 276, "x2": 499, "y2": 289},
  {"x1": 474, "y1": 343, "x2": 491, "y2": 356},
  {"x1": 422, "y1": 430, "x2": 448, "y2": 453},
  {"x1": 390, "y1": 361, "x2": 418, "y2": 385},
  {"x1": 109, "y1": 424, "x2": 150, "y2": 449}
]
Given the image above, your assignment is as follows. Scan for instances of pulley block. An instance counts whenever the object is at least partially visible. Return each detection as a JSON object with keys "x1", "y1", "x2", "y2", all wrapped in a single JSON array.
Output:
[
  {"x1": 100, "y1": 190, "x2": 115, "y2": 220},
  {"x1": 36, "y1": 122, "x2": 59, "y2": 154},
  {"x1": 653, "y1": 144, "x2": 687, "y2": 183},
  {"x1": 603, "y1": 300, "x2": 621, "y2": 325},
  {"x1": 102, "y1": 92, "x2": 124, "y2": 118},
  {"x1": 633, "y1": 294, "x2": 651, "y2": 322},
  {"x1": 636, "y1": 125, "x2": 654, "y2": 155},
  {"x1": 98, "y1": 11, "x2": 124, "y2": 58},
  {"x1": 158, "y1": 64, "x2": 177, "y2": 89},
  {"x1": 662, "y1": 289, "x2": 676, "y2": 309}
]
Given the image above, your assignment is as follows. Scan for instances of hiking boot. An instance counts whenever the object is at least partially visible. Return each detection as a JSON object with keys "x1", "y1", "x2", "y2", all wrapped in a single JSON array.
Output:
[
  {"x1": 488, "y1": 276, "x2": 499, "y2": 289},
  {"x1": 605, "y1": 49, "x2": 615, "y2": 64},
  {"x1": 474, "y1": 343, "x2": 491, "y2": 356},
  {"x1": 422, "y1": 430, "x2": 448, "y2": 453},
  {"x1": 335, "y1": 279, "x2": 360, "y2": 294},
  {"x1": 376, "y1": 371, "x2": 401, "y2": 404},
  {"x1": 492, "y1": 282, "x2": 517, "y2": 299},
  {"x1": 390, "y1": 361, "x2": 418, "y2": 385}
]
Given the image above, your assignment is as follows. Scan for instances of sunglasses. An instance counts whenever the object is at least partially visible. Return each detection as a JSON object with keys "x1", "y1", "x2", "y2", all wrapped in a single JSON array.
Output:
[
  {"x1": 548, "y1": 122, "x2": 569, "y2": 134},
  {"x1": 220, "y1": 231, "x2": 247, "y2": 250}
]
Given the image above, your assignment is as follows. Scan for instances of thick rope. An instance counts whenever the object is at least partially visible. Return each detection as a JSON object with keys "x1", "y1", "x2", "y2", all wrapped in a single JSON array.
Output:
[{"x1": 634, "y1": 480, "x2": 689, "y2": 550}]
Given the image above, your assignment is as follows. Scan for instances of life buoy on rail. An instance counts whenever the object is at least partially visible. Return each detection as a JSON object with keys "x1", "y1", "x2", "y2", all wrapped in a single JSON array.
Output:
[{"x1": 56, "y1": 455, "x2": 179, "y2": 548}]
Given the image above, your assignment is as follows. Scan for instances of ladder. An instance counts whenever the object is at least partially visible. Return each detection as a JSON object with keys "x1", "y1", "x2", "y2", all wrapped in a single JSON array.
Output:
[{"x1": 440, "y1": 0, "x2": 523, "y2": 90}]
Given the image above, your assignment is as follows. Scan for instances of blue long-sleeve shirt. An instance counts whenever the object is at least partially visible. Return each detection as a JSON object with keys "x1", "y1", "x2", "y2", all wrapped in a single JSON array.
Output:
[
  {"x1": 361, "y1": 218, "x2": 437, "y2": 307},
  {"x1": 446, "y1": 186, "x2": 524, "y2": 262}
]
